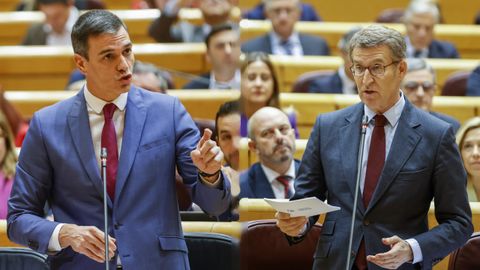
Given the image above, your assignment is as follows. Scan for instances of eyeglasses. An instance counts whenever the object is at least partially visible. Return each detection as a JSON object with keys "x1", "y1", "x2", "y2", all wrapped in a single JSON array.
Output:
[
  {"x1": 350, "y1": 61, "x2": 399, "y2": 77},
  {"x1": 403, "y1": 81, "x2": 435, "y2": 92}
]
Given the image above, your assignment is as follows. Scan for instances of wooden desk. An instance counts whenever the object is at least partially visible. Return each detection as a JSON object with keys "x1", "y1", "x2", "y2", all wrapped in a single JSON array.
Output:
[
  {"x1": 0, "y1": 43, "x2": 209, "y2": 90},
  {"x1": 268, "y1": 55, "x2": 479, "y2": 92},
  {"x1": 241, "y1": 20, "x2": 480, "y2": 59}
]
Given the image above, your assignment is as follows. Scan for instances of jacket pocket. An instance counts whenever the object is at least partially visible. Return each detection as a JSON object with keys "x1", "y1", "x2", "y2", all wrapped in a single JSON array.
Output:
[
  {"x1": 158, "y1": 236, "x2": 188, "y2": 253},
  {"x1": 322, "y1": 220, "x2": 335, "y2": 236}
]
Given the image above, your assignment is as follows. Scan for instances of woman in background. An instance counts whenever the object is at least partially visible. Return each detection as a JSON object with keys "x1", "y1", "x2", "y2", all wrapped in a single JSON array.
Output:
[
  {"x1": 0, "y1": 111, "x2": 18, "y2": 218},
  {"x1": 456, "y1": 116, "x2": 480, "y2": 201},
  {"x1": 238, "y1": 51, "x2": 299, "y2": 138}
]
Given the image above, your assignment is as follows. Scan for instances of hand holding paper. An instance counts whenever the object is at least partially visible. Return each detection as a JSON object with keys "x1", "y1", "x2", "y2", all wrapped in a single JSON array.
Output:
[{"x1": 265, "y1": 197, "x2": 340, "y2": 217}]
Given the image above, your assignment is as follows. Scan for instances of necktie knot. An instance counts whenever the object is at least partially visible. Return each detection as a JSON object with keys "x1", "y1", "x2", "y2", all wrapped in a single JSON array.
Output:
[
  {"x1": 374, "y1": 114, "x2": 387, "y2": 127},
  {"x1": 103, "y1": 103, "x2": 117, "y2": 120},
  {"x1": 280, "y1": 39, "x2": 293, "y2": 55},
  {"x1": 414, "y1": 50, "x2": 422, "y2": 58}
]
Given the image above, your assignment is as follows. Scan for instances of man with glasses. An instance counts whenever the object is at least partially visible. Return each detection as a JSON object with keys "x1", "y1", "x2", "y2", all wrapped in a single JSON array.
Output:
[
  {"x1": 276, "y1": 25, "x2": 472, "y2": 270},
  {"x1": 238, "y1": 106, "x2": 299, "y2": 200},
  {"x1": 241, "y1": 0, "x2": 329, "y2": 56},
  {"x1": 403, "y1": 58, "x2": 460, "y2": 132}
]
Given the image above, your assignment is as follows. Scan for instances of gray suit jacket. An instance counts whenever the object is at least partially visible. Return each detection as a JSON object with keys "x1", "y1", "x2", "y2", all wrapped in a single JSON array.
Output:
[
  {"x1": 22, "y1": 23, "x2": 47, "y2": 45},
  {"x1": 292, "y1": 98, "x2": 472, "y2": 269},
  {"x1": 241, "y1": 33, "x2": 330, "y2": 56}
]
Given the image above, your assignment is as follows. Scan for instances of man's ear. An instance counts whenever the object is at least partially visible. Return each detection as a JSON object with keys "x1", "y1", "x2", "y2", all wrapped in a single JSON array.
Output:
[
  {"x1": 74, "y1": 54, "x2": 87, "y2": 75},
  {"x1": 248, "y1": 139, "x2": 257, "y2": 153}
]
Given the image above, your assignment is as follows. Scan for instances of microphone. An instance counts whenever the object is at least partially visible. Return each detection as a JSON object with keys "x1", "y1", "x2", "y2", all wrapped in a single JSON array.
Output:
[
  {"x1": 101, "y1": 147, "x2": 110, "y2": 270},
  {"x1": 345, "y1": 115, "x2": 369, "y2": 270}
]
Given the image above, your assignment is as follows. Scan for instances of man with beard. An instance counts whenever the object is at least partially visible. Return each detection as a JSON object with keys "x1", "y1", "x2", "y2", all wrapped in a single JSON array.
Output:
[
  {"x1": 148, "y1": 0, "x2": 236, "y2": 43},
  {"x1": 238, "y1": 106, "x2": 298, "y2": 199}
]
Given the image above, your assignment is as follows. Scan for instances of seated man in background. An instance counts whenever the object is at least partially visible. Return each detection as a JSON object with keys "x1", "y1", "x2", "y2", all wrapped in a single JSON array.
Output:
[
  {"x1": 242, "y1": 0, "x2": 321, "y2": 21},
  {"x1": 148, "y1": 0, "x2": 236, "y2": 43},
  {"x1": 403, "y1": 58, "x2": 460, "y2": 132},
  {"x1": 239, "y1": 106, "x2": 299, "y2": 199},
  {"x1": 466, "y1": 65, "x2": 480, "y2": 96},
  {"x1": 308, "y1": 28, "x2": 359, "y2": 94},
  {"x1": 183, "y1": 23, "x2": 241, "y2": 89},
  {"x1": 241, "y1": 0, "x2": 329, "y2": 56},
  {"x1": 22, "y1": 0, "x2": 79, "y2": 45},
  {"x1": 404, "y1": 1, "x2": 459, "y2": 58}
]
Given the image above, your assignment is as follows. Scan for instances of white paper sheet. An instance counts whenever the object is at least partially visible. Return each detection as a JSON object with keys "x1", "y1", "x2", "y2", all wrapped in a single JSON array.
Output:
[{"x1": 264, "y1": 197, "x2": 340, "y2": 217}]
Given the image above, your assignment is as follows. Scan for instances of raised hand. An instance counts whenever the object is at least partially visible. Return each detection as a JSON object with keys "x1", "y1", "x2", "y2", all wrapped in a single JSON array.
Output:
[{"x1": 190, "y1": 128, "x2": 224, "y2": 182}]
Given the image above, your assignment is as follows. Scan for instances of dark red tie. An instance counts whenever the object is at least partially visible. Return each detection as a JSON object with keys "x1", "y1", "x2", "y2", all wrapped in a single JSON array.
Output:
[
  {"x1": 276, "y1": 176, "x2": 292, "y2": 199},
  {"x1": 355, "y1": 114, "x2": 387, "y2": 270},
  {"x1": 101, "y1": 103, "x2": 118, "y2": 200}
]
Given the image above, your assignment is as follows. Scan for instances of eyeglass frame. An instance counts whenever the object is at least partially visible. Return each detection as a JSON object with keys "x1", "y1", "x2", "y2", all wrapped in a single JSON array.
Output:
[
  {"x1": 350, "y1": 61, "x2": 400, "y2": 77},
  {"x1": 402, "y1": 81, "x2": 436, "y2": 93}
]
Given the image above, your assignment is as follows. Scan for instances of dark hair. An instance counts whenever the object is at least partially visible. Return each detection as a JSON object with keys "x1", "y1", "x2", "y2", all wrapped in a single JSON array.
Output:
[
  {"x1": 240, "y1": 51, "x2": 280, "y2": 108},
  {"x1": 37, "y1": 0, "x2": 69, "y2": 5},
  {"x1": 215, "y1": 100, "x2": 240, "y2": 140},
  {"x1": 71, "y1": 10, "x2": 127, "y2": 59},
  {"x1": 205, "y1": 23, "x2": 237, "y2": 49}
]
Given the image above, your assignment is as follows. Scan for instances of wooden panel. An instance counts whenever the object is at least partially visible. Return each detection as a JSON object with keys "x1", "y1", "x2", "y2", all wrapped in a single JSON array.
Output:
[
  {"x1": 0, "y1": 43, "x2": 209, "y2": 90},
  {"x1": 0, "y1": 0, "x2": 18, "y2": 11},
  {"x1": 240, "y1": 20, "x2": 480, "y2": 59}
]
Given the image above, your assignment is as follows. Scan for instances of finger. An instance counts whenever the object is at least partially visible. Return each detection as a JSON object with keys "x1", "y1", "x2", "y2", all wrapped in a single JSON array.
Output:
[
  {"x1": 275, "y1": 212, "x2": 291, "y2": 220},
  {"x1": 197, "y1": 128, "x2": 212, "y2": 149},
  {"x1": 199, "y1": 140, "x2": 216, "y2": 157},
  {"x1": 382, "y1": 236, "x2": 401, "y2": 246}
]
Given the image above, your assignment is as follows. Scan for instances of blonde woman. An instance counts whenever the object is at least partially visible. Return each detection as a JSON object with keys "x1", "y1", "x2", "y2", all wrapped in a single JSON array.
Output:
[{"x1": 456, "y1": 117, "x2": 480, "y2": 201}]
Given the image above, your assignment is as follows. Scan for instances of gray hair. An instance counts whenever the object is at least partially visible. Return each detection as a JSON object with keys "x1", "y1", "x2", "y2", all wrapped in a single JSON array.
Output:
[
  {"x1": 405, "y1": 57, "x2": 436, "y2": 82},
  {"x1": 348, "y1": 25, "x2": 406, "y2": 62},
  {"x1": 71, "y1": 10, "x2": 127, "y2": 60},
  {"x1": 404, "y1": 1, "x2": 440, "y2": 24},
  {"x1": 264, "y1": 0, "x2": 300, "y2": 10}
]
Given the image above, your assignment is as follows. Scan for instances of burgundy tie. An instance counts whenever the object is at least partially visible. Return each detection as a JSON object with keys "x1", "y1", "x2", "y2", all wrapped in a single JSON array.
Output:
[
  {"x1": 276, "y1": 176, "x2": 292, "y2": 199},
  {"x1": 354, "y1": 114, "x2": 387, "y2": 270},
  {"x1": 101, "y1": 103, "x2": 118, "y2": 201}
]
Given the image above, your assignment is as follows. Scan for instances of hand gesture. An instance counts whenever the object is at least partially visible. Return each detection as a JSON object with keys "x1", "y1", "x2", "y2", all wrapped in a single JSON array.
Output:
[
  {"x1": 367, "y1": 235, "x2": 414, "y2": 269},
  {"x1": 191, "y1": 128, "x2": 223, "y2": 176},
  {"x1": 275, "y1": 212, "x2": 308, "y2": 237},
  {"x1": 59, "y1": 224, "x2": 117, "y2": 263}
]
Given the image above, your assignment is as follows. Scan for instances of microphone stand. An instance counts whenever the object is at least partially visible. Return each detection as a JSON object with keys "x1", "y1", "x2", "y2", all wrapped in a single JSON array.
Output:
[
  {"x1": 101, "y1": 148, "x2": 109, "y2": 270},
  {"x1": 345, "y1": 115, "x2": 369, "y2": 270}
]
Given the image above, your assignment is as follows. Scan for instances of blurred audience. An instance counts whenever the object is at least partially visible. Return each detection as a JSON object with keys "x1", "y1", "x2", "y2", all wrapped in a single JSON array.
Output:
[
  {"x1": 238, "y1": 106, "x2": 298, "y2": 199},
  {"x1": 402, "y1": 58, "x2": 460, "y2": 132},
  {"x1": 466, "y1": 66, "x2": 480, "y2": 96},
  {"x1": 308, "y1": 28, "x2": 359, "y2": 94},
  {"x1": 67, "y1": 60, "x2": 173, "y2": 92},
  {"x1": 148, "y1": 0, "x2": 236, "y2": 43},
  {"x1": 242, "y1": 0, "x2": 321, "y2": 21},
  {"x1": 238, "y1": 52, "x2": 299, "y2": 138},
  {"x1": 22, "y1": 0, "x2": 79, "y2": 46},
  {"x1": 16, "y1": 0, "x2": 105, "y2": 11},
  {"x1": 475, "y1": 11, "x2": 480, "y2": 24},
  {"x1": 0, "y1": 111, "x2": 18, "y2": 219},
  {"x1": 456, "y1": 117, "x2": 480, "y2": 201},
  {"x1": 241, "y1": 0, "x2": 329, "y2": 56},
  {"x1": 183, "y1": 23, "x2": 241, "y2": 89},
  {"x1": 404, "y1": 1, "x2": 459, "y2": 58}
]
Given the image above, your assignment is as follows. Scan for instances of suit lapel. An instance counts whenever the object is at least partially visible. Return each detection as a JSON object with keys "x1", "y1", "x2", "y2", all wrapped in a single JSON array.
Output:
[
  {"x1": 339, "y1": 103, "x2": 366, "y2": 213},
  {"x1": 67, "y1": 90, "x2": 111, "y2": 207},
  {"x1": 115, "y1": 86, "x2": 147, "y2": 201},
  {"x1": 251, "y1": 164, "x2": 275, "y2": 198},
  {"x1": 265, "y1": 35, "x2": 273, "y2": 54},
  {"x1": 367, "y1": 101, "x2": 421, "y2": 212}
]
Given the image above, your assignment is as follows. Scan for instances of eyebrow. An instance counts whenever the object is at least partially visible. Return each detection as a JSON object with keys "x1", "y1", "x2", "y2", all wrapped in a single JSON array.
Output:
[{"x1": 98, "y1": 42, "x2": 132, "y2": 56}]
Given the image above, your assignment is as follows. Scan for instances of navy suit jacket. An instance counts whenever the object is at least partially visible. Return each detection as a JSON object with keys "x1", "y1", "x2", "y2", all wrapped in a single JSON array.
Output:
[
  {"x1": 430, "y1": 111, "x2": 460, "y2": 133},
  {"x1": 7, "y1": 86, "x2": 231, "y2": 270},
  {"x1": 307, "y1": 72, "x2": 344, "y2": 94},
  {"x1": 292, "y1": 98, "x2": 472, "y2": 269},
  {"x1": 428, "y1": 39, "x2": 459, "y2": 58},
  {"x1": 239, "y1": 160, "x2": 300, "y2": 199},
  {"x1": 243, "y1": 3, "x2": 321, "y2": 21},
  {"x1": 182, "y1": 73, "x2": 210, "y2": 89},
  {"x1": 241, "y1": 33, "x2": 330, "y2": 56},
  {"x1": 466, "y1": 65, "x2": 480, "y2": 96}
]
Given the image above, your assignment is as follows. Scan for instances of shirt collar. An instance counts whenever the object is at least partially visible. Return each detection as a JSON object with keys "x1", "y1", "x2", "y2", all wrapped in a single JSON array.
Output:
[
  {"x1": 364, "y1": 91, "x2": 405, "y2": 127},
  {"x1": 83, "y1": 84, "x2": 128, "y2": 114},
  {"x1": 405, "y1": 36, "x2": 429, "y2": 58},
  {"x1": 270, "y1": 31, "x2": 300, "y2": 46},
  {"x1": 261, "y1": 160, "x2": 296, "y2": 185},
  {"x1": 338, "y1": 65, "x2": 356, "y2": 94},
  {"x1": 209, "y1": 69, "x2": 241, "y2": 90}
]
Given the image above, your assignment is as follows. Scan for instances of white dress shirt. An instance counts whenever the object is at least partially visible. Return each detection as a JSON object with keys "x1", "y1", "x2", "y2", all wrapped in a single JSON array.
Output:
[
  {"x1": 209, "y1": 69, "x2": 241, "y2": 90},
  {"x1": 270, "y1": 32, "x2": 304, "y2": 56},
  {"x1": 44, "y1": 6, "x2": 79, "y2": 46},
  {"x1": 405, "y1": 37, "x2": 429, "y2": 58},
  {"x1": 261, "y1": 160, "x2": 296, "y2": 199}
]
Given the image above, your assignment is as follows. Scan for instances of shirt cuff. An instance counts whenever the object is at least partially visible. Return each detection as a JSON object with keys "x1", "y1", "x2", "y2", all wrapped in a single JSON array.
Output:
[
  {"x1": 405, "y1": 238, "x2": 423, "y2": 264},
  {"x1": 297, "y1": 223, "x2": 308, "y2": 237},
  {"x1": 48, "y1": 223, "x2": 64, "y2": 252},
  {"x1": 199, "y1": 173, "x2": 221, "y2": 188}
]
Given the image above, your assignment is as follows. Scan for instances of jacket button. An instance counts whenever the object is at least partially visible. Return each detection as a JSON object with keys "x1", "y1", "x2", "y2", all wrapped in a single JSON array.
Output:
[{"x1": 363, "y1": 219, "x2": 370, "y2": 226}]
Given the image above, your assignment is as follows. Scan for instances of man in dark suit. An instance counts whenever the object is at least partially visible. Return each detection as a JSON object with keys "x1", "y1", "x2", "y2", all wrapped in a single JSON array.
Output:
[
  {"x1": 276, "y1": 25, "x2": 472, "y2": 270},
  {"x1": 22, "y1": 0, "x2": 79, "y2": 46},
  {"x1": 241, "y1": 0, "x2": 329, "y2": 56},
  {"x1": 242, "y1": 1, "x2": 321, "y2": 21},
  {"x1": 404, "y1": 1, "x2": 459, "y2": 59},
  {"x1": 183, "y1": 23, "x2": 241, "y2": 90},
  {"x1": 239, "y1": 107, "x2": 299, "y2": 199},
  {"x1": 308, "y1": 28, "x2": 359, "y2": 94},
  {"x1": 403, "y1": 58, "x2": 460, "y2": 132},
  {"x1": 8, "y1": 10, "x2": 231, "y2": 269},
  {"x1": 466, "y1": 65, "x2": 480, "y2": 96}
]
